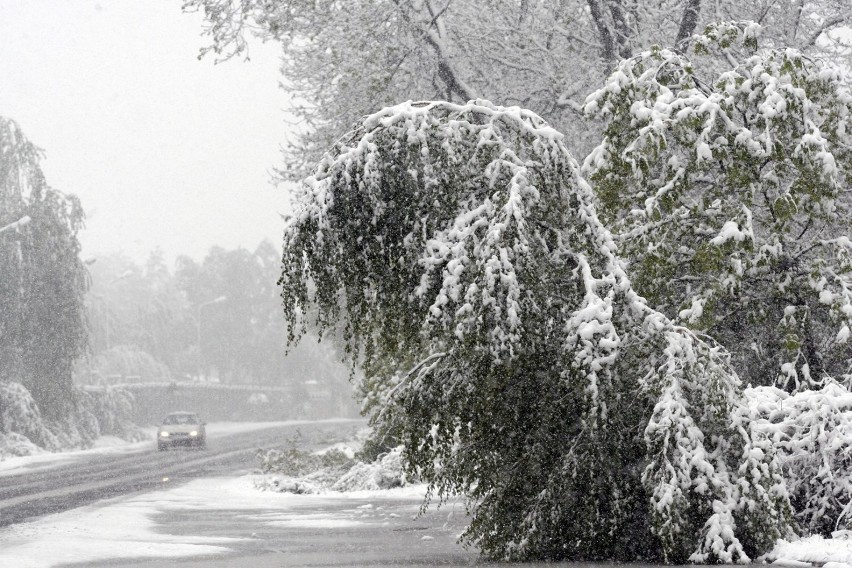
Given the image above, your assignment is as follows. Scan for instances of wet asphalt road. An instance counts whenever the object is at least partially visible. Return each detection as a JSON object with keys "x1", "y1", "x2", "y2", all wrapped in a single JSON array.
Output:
[
  {"x1": 78, "y1": 490, "x2": 481, "y2": 568},
  {"x1": 0, "y1": 420, "x2": 364, "y2": 529}
]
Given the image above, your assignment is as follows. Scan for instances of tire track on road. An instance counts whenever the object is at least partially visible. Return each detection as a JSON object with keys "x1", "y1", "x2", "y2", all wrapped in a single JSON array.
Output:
[{"x1": 0, "y1": 419, "x2": 364, "y2": 528}]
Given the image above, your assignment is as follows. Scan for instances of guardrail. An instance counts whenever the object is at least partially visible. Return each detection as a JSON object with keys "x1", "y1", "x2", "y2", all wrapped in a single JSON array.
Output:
[{"x1": 83, "y1": 382, "x2": 359, "y2": 425}]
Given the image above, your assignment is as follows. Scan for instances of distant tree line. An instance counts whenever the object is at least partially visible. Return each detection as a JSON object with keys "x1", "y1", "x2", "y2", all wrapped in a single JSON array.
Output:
[
  {"x1": 0, "y1": 114, "x2": 352, "y2": 444},
  {"x1": 80, "y1": 243, "x2": 349, "y2": 390}
]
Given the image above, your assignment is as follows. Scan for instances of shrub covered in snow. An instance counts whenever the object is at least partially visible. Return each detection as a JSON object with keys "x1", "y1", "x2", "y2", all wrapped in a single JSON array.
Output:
[
  {"x1": 254, "y1": 436, "x2": 357, "y2": 492},
  {"x1": 0, "y1": 432, "x2": 44, "y2": 458},
  {"x1": 79, "y1": 385, "x2": 146, "y2": 442},
  {"x1": 746, "y1": 382, "x2": 852, "y2": 537},
  {"x1": 0, "y1": 381, "x2": 144, "y2": 459},
  {"x1": 278, "y1": 97, "x2": 792, "y2": 562},
  {"x1": 255, "y1": 476, "x2": 324, "y2": 495},
  {"x1": 258, "y1": 443, "x2": 355, "y2": 477},
  {"x1": 254, "y1": 443, "x2": 407, "y2": 495},
  {"x1": 0, "y1": 381, "x2": 102, "y2": 457},
  {"x1": 0, "y1": 381, "x2": 59, "y2": 456},
  {"x1": 45, "y1": 387, "x2": 100, "y2": 450},
  {"x1": 331, "y1": 448, "x2": 407, "y2": 492}
]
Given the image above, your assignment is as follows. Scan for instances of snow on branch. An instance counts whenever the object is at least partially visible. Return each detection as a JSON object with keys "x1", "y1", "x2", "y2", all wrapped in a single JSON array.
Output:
[
  {"x1": 584, "y1": 21, "x2": 852, "y2": 391},
  {"x1": 280, "y1": 98, "x2": 792, "y2": 562}
]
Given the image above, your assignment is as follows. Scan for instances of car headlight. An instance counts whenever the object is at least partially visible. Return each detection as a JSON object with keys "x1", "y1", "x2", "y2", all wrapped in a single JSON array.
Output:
[
  {"x1": 159, "y1": 431, "x2": 170, "y2": 437},
  {"x1": 189, "y1": 431, "x2": 198, "y2": 437}
]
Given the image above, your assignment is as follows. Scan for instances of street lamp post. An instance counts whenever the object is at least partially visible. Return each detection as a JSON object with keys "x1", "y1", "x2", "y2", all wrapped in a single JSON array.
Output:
[
  {"x1": 0, "y1": 215, "x2": 30, "y2": 235},
  {"x1": 0, "y1": 215, "x2": 30, "y2": 280},
  {"x1": 90, "y1": 270, "x2": 134, "y2": 354},
  {"x1": 197, "y1": 296, "x2": 226, "y2": 381}
]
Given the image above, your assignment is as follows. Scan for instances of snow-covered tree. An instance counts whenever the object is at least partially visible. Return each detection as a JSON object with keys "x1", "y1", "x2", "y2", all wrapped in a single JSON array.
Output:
[
  {"x1": 185, "y1": 0, "x2": 850, "y2": 179},
  {"x1": 279, "y1": 100, "x2": 791, "y2": 562},
  {"x1": 0, "y1": 117, "x2": 88, "y2": 420},
  {"x1": 584, "y1": 22, "x2": 852, "y2": 391}
]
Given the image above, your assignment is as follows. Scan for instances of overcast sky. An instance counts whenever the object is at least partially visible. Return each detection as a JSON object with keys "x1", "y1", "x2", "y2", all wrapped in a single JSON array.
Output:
[{"x1": 0, "y1": 0, "x2": 290, "y2": 263}]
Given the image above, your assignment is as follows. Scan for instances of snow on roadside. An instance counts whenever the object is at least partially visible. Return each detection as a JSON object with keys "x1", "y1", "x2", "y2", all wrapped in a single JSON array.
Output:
[
  {"x1": 0, "y1": 481, "x2": 243, "y2": 568},
  {"x1": 767, "y1": 535, "x2": 852, "y2": 568},
  {"x1": 0, "y1": 474, "x2": 429, "y2": 568}
]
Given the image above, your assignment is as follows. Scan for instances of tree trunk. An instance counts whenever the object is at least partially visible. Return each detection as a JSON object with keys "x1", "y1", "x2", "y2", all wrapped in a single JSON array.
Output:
[{"x1": 675, "y1": 0, "x2": 702, "y2": 50}]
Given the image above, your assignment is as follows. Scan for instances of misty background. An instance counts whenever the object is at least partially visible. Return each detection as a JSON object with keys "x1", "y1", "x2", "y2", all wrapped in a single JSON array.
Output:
[
  {"x1": 0, "y1": 1, "x2": 290, "y2": 262},
  {"x1": 0, "y1": 1, "x2": 355, "y2": 418}
]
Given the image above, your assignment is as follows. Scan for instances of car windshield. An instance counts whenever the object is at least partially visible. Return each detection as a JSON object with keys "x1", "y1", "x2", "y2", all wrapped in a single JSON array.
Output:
[{"x1": 162, "y1": 414, "x2": 199, "y2": 425}]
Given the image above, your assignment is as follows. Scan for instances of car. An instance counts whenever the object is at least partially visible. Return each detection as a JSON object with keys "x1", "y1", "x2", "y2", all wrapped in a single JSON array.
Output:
[{"x1": 157, "y1": 411, "x2": 206, "y2": 450}]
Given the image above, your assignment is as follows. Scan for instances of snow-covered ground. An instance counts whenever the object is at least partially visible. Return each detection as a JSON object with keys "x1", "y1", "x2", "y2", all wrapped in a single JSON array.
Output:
[
  {"x1": 0, "y1": 474, "x2": 430, "y2": 568},
  {"x1": 4, "y1": 467, "x2": 852, "y2": 568},
  {"x1": 4, "y1": 420, "x2": 852, "y2": 567},
  {"x1": 0, "y1": 421, "x2": 325, "y2": 477},
  {"x1": 769, "y1": 537, "x2": 852, "y2": 568}
]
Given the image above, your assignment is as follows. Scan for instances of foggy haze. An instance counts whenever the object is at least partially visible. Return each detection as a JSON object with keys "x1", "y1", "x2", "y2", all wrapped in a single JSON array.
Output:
[{"x1": 0, "y1": 0, "x2": 291, "y2": 263}]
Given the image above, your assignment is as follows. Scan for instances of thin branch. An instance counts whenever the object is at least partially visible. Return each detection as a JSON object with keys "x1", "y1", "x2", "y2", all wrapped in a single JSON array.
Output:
[
  {"x1": 394, "y1": 0, "x2": 477, "y2": 101},
  {"x1": 805, "y1": 15, "x2": 849, "y2": 48},
  {"x1": 386, "y1": 351, "x2": 448, "y2": 400}
]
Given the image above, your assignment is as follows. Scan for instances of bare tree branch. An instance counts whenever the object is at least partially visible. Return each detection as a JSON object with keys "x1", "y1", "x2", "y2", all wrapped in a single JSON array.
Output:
[
  {"x1": 394, "y1": 0, "x2": 478, "y2": 101},
  {"x1": 804, "y1": 14, "x2": 850, "y2": 48}
]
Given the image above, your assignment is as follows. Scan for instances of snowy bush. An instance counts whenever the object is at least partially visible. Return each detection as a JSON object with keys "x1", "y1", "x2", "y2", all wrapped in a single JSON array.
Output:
[
  {"x1": 746, "y1": 382, "x2": 852, "y2": 537},
  {"x1": 0, "y1": 431, "x2": 43, "y2": 458},
  {"x1": 254, "y1": 476, "x2": 324, "y2": 495},
  {"x1": 0, "y1": 381, "x2": 59, "y2": 453},
  {"x1": 279, "y1": 98, "x2": 792, "y2": 562},
  {"x1": 254, "y1": 443, "x2": 407, "y2": 495},
  {"x1": 257, "y1": 444, "x2": 355, "y2": 477},
  {"x1": 82, "y1": 385, "x2": 146, "y2": 442},
  {"x1": 254, "y1": 436, "x2": 357, "y2": 492},
  {"x1": 331, "y1": 448, "x2": 406, "y2": 492},
  {"x1": 0, "y1": 381, "x2": 144, "y2": 459},
  {"x1": 42, "y1": 387, "x2": 103, "y2": 450},
  {"x1": 0, "y1": 380, "x2": 98, "y2": 454}
]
